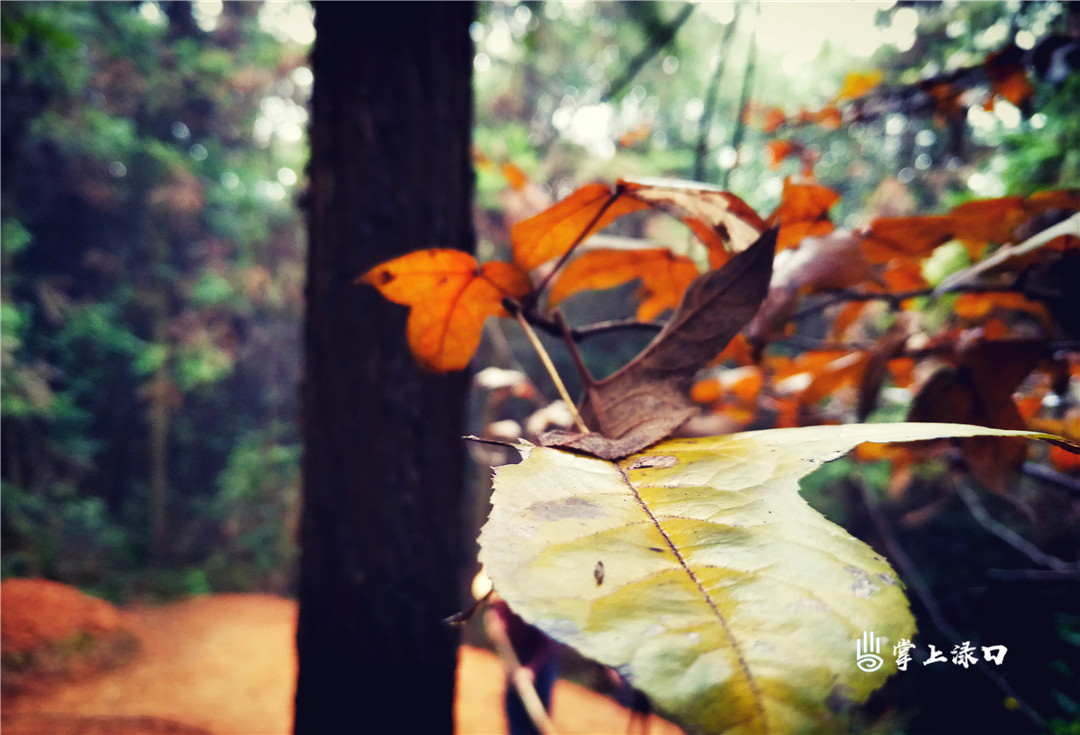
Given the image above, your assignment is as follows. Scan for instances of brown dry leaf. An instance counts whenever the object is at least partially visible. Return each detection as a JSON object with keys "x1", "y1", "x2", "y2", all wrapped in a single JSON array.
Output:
[
  {"x1": 359, "y1": 249, "x2": 531, "y2": 372},
  {"x1": 747, "y1": 230, "x2": 878, "y2": 347},
  {"x1": 620, "y1": 178, "x2": 767, "y2": 267},
  {"x1": 547, "y1": 248, "x2": 700, "y2": 322},
  {"x1": 541, "y1": 228, "x2": 776, "y2": 459},
  {"x1": 511, "y1": 183, "x2": 649, "y2": 271},
  {"x1": 856, "y1": 322, "x2": 911, "y2": 420},
  {"x1": 908, "y1": 339, "x2": 1046, "y2": 493},
  {"x1": 766, "y1": 179, "x2": 841, "y2": 250}
]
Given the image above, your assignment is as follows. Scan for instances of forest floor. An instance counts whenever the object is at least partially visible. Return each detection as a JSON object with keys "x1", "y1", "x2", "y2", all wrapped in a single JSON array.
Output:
[{"x1": 1, "y1": 589, "x2": 683, "y2": 735}]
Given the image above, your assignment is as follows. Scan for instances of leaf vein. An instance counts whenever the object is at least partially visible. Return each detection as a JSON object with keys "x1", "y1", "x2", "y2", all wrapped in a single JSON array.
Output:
[{"x1": 615, "y1": 464, "x2": 769, "y2": 732}]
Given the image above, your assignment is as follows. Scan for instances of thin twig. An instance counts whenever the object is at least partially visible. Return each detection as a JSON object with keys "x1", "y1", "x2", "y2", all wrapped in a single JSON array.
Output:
[
  {"x1": 553, "y1": 310, "x2": 596, "y2": 388},
  {"x1": 955, "y1": 483, "x2": 1076, "y2": 573},
  {"x1": 986, "y1": 568, "x2": 1080, "y2": 582},
  {"x1": 512, "y1": 309, "x2": 590, "y2": 434},
  {"x1": 1022, "y1": 461, "x2": 1080, "y2": 498},
  {"x1": 484, "y1": 607, "x2": 559, "y2": 735},
  {"x1": 791, "y1": 284, "x2": 1023, "y2": 321}
]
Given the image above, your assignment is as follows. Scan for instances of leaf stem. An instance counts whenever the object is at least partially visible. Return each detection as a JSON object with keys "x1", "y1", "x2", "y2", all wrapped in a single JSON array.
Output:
[{"x1": 512, "y1": 309, "x2": 591, "y2": 434}]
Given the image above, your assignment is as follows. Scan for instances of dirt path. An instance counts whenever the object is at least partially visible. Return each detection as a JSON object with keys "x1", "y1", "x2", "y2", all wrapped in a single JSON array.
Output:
[{"x1": 3, "y1": 593, "x2": 682, "y2": 735}]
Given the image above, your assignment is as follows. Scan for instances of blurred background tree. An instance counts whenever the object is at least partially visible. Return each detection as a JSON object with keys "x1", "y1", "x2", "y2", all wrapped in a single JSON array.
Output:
[{"x1": 1, "y1": 0, "x2": 310, "y2": 597}]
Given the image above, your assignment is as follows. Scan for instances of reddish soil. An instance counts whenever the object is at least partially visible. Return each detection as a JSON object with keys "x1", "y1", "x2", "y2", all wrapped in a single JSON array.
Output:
[{"x1": 2, "y1": 583, "x2": 683, "y2": 735}]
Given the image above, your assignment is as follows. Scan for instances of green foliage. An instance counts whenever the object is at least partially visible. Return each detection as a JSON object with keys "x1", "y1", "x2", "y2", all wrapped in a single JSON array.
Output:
[
  {"x1": 1, "y1": 0, "x2": 307, "y2": 594},
  {"x1": 1, "y1": 481, "x2": 133, "y2": 584},
  {"x1": 202, "y1": 427, "x2": 300, "y2": 593}
]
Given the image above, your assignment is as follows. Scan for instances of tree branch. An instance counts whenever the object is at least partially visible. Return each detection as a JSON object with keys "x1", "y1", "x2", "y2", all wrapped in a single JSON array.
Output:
[
  {"x1": 693, "y1": 5, "x2": 741, "y2": 182},
  {"x1": 601, "y1": 4, "x2": 696, "y2": 102},
  {"x1": 956, "y1": 483, "x2": 1077, "y2": 572},
  {"x1": 720, "y1": 1, "x2": 759, "y2": 190}
]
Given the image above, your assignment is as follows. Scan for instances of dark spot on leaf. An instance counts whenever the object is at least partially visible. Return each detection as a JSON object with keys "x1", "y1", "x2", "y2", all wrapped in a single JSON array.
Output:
[
  {"x1": 594, "y1": 560, "x2": 604, "y2": 586},
  {"x1": 627, "y1": 455, "x2": 678, "y2": 471},
  {"x1": 715, "y1": 223, "x2": 730, "y2": 242},
  {"x1": 438, "y1": 276, "x2": 449, "y2": 286},
  {"x1": 648, "y1": 547, "x2": 664, "y2": 553},
  {"x1": 530, "y1": 496, "x2": 606, "y2": 521},
  {"x1": 378, "y1": 270, "x2": 395, "y2": 285}
]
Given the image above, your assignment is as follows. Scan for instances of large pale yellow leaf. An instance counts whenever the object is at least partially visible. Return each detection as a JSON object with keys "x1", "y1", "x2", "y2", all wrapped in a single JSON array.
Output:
[{"x1": 478, "y1": 423, "x2": 1071, "y2": 734}]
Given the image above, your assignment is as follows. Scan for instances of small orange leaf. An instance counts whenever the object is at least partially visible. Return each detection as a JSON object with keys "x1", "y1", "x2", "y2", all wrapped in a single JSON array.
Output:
[
  {"x1": 766, "y1": 140, "x2": 797, "y2": 169},
  {"x1": 548, "y1": 248, "x2": 699, "y2": 322},
  {"x1": 801, "y1": 352, "x2": 870, "y2": 406},
  {"x1": 763, "y1": 107, "x2": 788, "y2": 134},
  {"x1": 954, "y1": 291, "x2": 1051, "y2": 326},
  {"x1": 710, "y1": 332, "x2": 754, "y2": 366},
  {"x1": 766, "y1": 179, "x2": 840, "y2": 250},
  {"x1": 984, "y1": 45, "x2": 1035, "y2": 109},
  {"x1": 835, "y1": 70, "x2": 883, "y2": 101},
  {"x1": 359, "y1": 249, "x2": 530, "y2": 372},
  {"x1": 501, "y1": 162, "x2": 530, "y2": 192},
  {"x1": 511, "y1": 183, "x2": 649, "y2": 271},
  {"x1": 815, "y1": 106, "x2": 843, "y2": 130}
]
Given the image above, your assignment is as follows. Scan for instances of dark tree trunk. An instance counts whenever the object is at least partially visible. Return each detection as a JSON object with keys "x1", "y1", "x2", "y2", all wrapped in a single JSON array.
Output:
[{"x1": 295, "y1": 4, "x2": 475, "y2": 734}]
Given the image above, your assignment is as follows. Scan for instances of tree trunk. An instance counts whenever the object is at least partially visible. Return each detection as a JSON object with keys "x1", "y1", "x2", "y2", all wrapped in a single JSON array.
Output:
[{"x1": 294, "y1": 4, "x2": 475, "y2": 734}]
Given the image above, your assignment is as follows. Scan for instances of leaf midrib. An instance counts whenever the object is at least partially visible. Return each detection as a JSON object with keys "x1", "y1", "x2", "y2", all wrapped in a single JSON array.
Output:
[{"x1": 615, "y1": 464, "x2": 769, "y2": 733}]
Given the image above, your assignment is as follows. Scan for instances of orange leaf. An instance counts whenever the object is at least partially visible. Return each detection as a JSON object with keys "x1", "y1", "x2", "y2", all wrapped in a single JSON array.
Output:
[
  {"x1": 500, "y1": 162, "x2": 529, "y2": 192},
  {"x1": 547, "y1": 248, "x2": 699, "y2": 322},
  {"x1": 887, "y1": 358, "x2": 916, "y2": 389},
  {"x1": 881, "y1": 259, "x2": 928, "y2": 292},
  {"x1": 359, "y1": 249, "x2": 530, "y2": 372},
  {"x1": 801, "y1": 351, "x2": 870, "y2": 405},
  {"x1": 949, "y1": 197, "x2": 1028, "y2": 245},
  {"x1": 710, "y1": 332, "x2": 754, "y2": 366},
  {"x1": 690, "y1": 365, "x2": 763, "y2": 407},
  {"x1": 862, "y1": 216, "x2": 954, "y2": 263},
  {"x1": 766, "y1": 179, "x2": 840, "y2": 250},
  {"x1": 1024, "y1": 189, "x2": 1080, "y2": 213},
  {"x1": 511, "y1": 183, "x2": 648, "y2": 271},
  {"x1": 835, "y1": 70, "x2": 883, "y2": 101},
  {"x1": 815, "y1": 106, "x2": 843, "y2": 130},
  {"x1": 984, "y1": 45, "x2": 1035, "y2": 108},
  {"x1": 954, "y1": 291, "x2": 1051, "y2": 326},
  {"x1": 763, "y1": 107, "x2": 787, "y2": 134},
  {"x1": 766, "y1": 140, "x2": 797, "y2": 169}
]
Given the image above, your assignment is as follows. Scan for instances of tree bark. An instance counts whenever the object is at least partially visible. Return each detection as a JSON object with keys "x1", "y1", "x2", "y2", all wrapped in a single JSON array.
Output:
[{"x1": 295, "y1": 4, "x2": 475, "y2": 734}]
